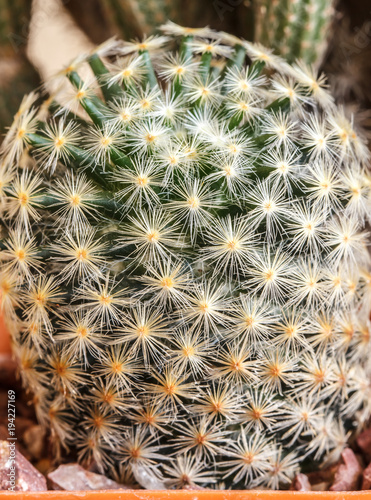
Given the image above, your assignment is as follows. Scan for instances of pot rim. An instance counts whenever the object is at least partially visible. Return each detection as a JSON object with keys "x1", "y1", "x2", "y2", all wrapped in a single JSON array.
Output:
[
  {"x1": 1, "y1": 490, "x2": 371, "y2": 498},
  {"x1": 0, "y1": 314, "x2": 11, "y2": 355},
  {"x1": 1, "y1": 489, "x2": 371, "y2": 498}
]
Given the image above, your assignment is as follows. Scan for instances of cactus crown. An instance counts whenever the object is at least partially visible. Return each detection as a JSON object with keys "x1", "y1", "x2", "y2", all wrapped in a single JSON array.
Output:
[{"x1": 1, "y1": 22, "x2": 371, "y2": 490}]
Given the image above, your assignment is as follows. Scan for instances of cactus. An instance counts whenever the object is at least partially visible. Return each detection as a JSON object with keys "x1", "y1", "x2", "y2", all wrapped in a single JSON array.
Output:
[
  {"x1": 66, "y1": 0, "x2": 211, "y2": 42},
  {"x1": 1, "y1": 23, "x2": 371, "y2": 490},
  {"x1": 103, "y1": 0, "x2": 185, "y2": 36},
  {"x1": 252, "y1": 0, "x2": 335, "y2": 64}
]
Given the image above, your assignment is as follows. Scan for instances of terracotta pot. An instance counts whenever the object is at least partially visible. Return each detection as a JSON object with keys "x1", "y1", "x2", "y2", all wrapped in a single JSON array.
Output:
[
  {"x1": 1, "y1": 317, "x2": 371, "y2": 499},
  {"x1": 0, "y1": 489, "x2": 371, "y2": 499},
  {"x1": 0, "y1": 313, "x2": 11, "y2": 355}
]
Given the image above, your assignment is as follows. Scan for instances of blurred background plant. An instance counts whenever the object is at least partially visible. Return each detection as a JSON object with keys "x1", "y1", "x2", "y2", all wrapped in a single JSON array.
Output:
[
  {"x1": 1, "y1": 0, "x2": 371, "y2": 141},
  {"x1": 0, "y1": 0, "x2": 39, "y2": 137}
]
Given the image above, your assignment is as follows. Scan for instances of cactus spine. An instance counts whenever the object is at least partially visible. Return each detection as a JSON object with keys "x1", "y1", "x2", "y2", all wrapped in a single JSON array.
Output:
[{"x1": 0, "y1": 23, "x2": 371, "y2": 490}]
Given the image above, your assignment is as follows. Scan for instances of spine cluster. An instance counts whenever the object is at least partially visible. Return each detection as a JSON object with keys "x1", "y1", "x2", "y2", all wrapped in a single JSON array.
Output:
[{"x1": 0, "y1": 22, "x2": 370, "y2": 490}]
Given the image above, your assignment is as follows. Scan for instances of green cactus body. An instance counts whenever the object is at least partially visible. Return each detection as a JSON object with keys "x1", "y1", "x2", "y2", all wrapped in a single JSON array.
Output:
[
  {"x1": 1, "y1": 23, "x2": 371, "y2": 489},
  {"x1": 255, "y1": 0, "x2": 334, "y2": 64},
  {"x1": 126, "y1": 0, "x2": 182, "y2": 31},
  {"x1": 90, "y1": 0, "x2": 190, "y2": 40}
]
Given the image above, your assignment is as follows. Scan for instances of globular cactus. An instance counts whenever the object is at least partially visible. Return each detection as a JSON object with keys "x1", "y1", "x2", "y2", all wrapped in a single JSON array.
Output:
[{"x1": 1, "y1": 22, "x2": 371, "y2": 490}]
